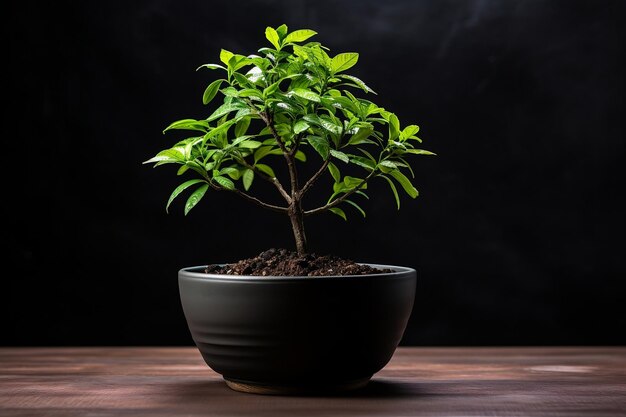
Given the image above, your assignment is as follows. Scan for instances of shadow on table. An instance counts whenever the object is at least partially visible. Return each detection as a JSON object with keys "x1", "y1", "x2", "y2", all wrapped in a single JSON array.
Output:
[
  {"x1": 160, "y1": 379, "x2": 456, "y2": 416},
  {"x1": 168, "y1": 378, "x2": 423, "y2": 400},
  {"x1": 343, "y1": 380, "x2": 419, "y2": 398}
]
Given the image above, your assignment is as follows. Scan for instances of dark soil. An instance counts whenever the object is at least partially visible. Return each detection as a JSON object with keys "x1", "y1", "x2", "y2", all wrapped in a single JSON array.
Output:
[{"x1": 204, "y1": 248, "x2": 393, "y2": 277}]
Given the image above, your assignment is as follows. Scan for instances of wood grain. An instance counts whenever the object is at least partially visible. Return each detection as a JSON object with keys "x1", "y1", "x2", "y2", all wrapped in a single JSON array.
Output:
[{"x1": 1, "y1": 347, "x2": 625, "y2": 416}]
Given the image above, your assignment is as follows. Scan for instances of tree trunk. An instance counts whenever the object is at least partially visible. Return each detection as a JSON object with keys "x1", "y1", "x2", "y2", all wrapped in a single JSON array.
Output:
[{"x1": 289, "y1": 201, "x2": 307, "y2": 255}]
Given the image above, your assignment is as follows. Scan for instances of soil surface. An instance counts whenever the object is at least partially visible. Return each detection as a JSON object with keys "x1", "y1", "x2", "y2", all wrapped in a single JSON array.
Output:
[{"x1": 204, "y1": 248, "x2": 393, "y2": 276}]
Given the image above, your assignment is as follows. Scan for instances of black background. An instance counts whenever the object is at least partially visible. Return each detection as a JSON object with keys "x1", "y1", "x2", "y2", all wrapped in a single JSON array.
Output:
[{"x1": 4, "y1": 0, "x2": 625, "y2": 346}]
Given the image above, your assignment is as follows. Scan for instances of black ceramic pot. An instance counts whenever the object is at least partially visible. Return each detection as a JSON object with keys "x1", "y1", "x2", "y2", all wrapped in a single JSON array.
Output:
[{"x1": 178, "y1": 264, "x2": 416, "y2": 394}]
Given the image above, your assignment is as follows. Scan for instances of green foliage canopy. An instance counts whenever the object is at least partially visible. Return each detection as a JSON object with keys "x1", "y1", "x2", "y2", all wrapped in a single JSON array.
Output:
[{"x1": 144, "y1": 24, "x2": 434, "y2": 247}]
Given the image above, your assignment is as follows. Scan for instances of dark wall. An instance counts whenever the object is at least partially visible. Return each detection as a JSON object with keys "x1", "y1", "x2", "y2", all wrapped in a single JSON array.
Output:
[{"x1": 4, "y1": 0, "x2": 625, "y2": 346}]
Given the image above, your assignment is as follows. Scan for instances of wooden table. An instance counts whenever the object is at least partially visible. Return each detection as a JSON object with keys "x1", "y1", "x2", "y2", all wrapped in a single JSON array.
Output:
[{"x1": 1, "y1": 347, "x2": 625, "y2": 416}]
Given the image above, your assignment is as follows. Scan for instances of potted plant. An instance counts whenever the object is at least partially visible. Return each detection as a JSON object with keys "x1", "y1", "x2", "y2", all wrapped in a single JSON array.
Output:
[{"x1": 144, "y1": 24, "x2": 434, "y2": 395}]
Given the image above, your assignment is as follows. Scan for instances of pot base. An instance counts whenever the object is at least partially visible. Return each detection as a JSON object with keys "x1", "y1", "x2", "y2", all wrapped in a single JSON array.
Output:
[{"x1": 224, "y1": 376, "x2": 371, "y2": 395}]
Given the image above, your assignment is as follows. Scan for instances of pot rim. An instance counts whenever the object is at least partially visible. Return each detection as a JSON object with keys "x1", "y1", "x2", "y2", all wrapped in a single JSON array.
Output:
[{"x1": 179, "y1": 263, "x2": 416, "y2": 282}]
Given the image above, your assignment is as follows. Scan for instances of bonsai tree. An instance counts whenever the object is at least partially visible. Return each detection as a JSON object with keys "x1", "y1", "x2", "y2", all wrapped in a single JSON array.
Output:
[{"x1": 144, "y1": 24, "x2": 434, "y2": 255}]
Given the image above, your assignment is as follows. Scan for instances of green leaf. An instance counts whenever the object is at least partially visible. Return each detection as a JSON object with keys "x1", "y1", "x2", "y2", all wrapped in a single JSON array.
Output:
[
  {"x1": 284, "y1": 29, "x2": 317, "y2": 43},
  {"x1": 330, "y1": 149, "x2": 349, "y2": 163},
  {"x1": 176, "y1": 165, "x2": 189, "y2": 176},
  {"x1": 207, "y1": 102, "x2": 247, "y2": 122},
  {"x1": 246, "y1": 66, "x2": 265, "y2": 84},
  {"x1": 263, "y1": 80, "x2": 281, "y2": 97},
  {"x1": 234, "y1": 117, "x2": 251, "y2": 138},
  {"x1": 390, "y1": 170, "x2": 418, "y2": 198},
  {"x1": 213, "y1": 176, "x2": 235, "y2": 190},
  {"x1": 163, "y1": 119, "x2": 208, "y2": 133},
  {"x1": 349, "y1": 156, "x2": 376, "y2": 170},
  {"x1": 276, "y1": 24, "x2": 289, "y2": 39},
  {"x1": 196, "y1": 63, "x2": 226, "y2": 71},
  {"x1": 379, "y1": 160, "x2": 398, "y2": 170},
  {"x1": 306, "y1": 136, "x2": 330, "y2": 159},
  {"x1": 328, "y1": 162, "x2": 340, "y2": 183},
  {"x1": 292, "y1": 44, "x2": 308, "y2": 58},
  {"x1": 293, "y1": 120, "x2": 310, "y2": 134},
  {"x1": 233, "y1": 72, "x2": 254, "y2": 88},
  {"x1": 203, "y1": 120, "x2": 236, "y2": 145},
  {"x1": 243, "y1": 169, "x2": 254, "y2": 191},
  {"x1": 343, "y1": 176, "x2": 365, "y2": 188},
  {"x1": 274, "y1": 122, "x2": 291, "y2": 137},
  {"x1": 347, "y1": 127, "x2": 373, "y2": 145},
  {"x1": 400, "y1": 125, "x2": 419, "y2": 140},
  {"x1": 345, "y1": 199, "x2": 366, "y2": 217},
  {"x1": 333, "y1": 181, "x2": 349, "y2": 194},
  {"x1": 291, "y1": 88, "x2": 320, "y2": 102},
  {"x1": 329, "y1": 207, "x2": 347, "y2": 221},
  {"x1": 254, "y1": 146, "x2": 275, "y2": 163},
  {"x1": 220, "y1": 49, "x2": 234, "y2": 66},
  {"x1": 327, "y1": 96, "x2": 357, "y2": 113},
  {"x1": 356, "y1": 190, "x2": 369, "y2": 200},
  {"x1": 309, "y1": 46, "x2": 332, "y2": 69},
  {"x1": 255, "y1": 163, "x2": 275, "y2": 177},
  {"x1": 337, "y1": 74, "x2": 376, "y2": 94},
  {"x1": 265, "y1": 26, "x2": 281, "y2": 50},
  {"x1": 396, "y1": 156, "x2": 415, "y2": 178},
  {"x1": 167, "y1": 179, "x2": 205, "y2": 213},
  {"x1": 219, "y1": 166, "x2": 240, "y2": 179},
  {"x1": 229, "y1": 135, "x2": 256, "y2": 146},
  {"x1": 184, "y1": 184, "x2": 209, "y2": 215},
  {"x1": 202, "y1": 79, "x2": 224, "y2": 105},
  {"x1": 358, "y1": 147, "x2": 377, "y2": 162},
  {"x1": 238, "y1": 140, "x2": 263, "y2": 149},
  {"x1": 229, "y1": 55, "x2": 252, "y2": 71},
  {"x1": 320, "y1": 118, "x2": 343, "y2": 135},
  {"x1": 304, "y1": 114, "x2": 343, "y2": 134},
  {"x1": 405, "y1": 149, "x2": 437, "y2": 156},
  {"x1": 143, "y1": 148, "x2": 184, "y2": 164},
  {"x1": 274, "y1": 101, "x2": 298, "y2": 113},
  {"x1": 237, "y1": 88, "x2": 263, "y2": 99},
  {"x1": 295, "y1": 150, "x2": 307, "y2": 162},
  {"x1": 331, "y1": 53, "x2": 359, "y2": 73},
  {"x1": 389, "y1": 139, "x2": 407, "y2": 151},
  {"x1": 220, "y1": 86, "x2": 239, "y2": 97},
  {"x1": 380, "y1": 175, "x2": 400, "y2": 209},
  {"x1": 389, "y1": 113, "x2": 400, "y2": 140}
]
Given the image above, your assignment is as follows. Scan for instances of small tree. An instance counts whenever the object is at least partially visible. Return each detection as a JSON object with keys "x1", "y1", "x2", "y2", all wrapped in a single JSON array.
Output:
[{"x1": 144, "y1": 25, "x2": 434, "y2": 255}]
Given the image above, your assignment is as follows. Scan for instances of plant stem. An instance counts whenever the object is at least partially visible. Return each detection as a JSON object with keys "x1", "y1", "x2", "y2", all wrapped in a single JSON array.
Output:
[
  {"x1": 285, "y1": 149, "x2": 306, "y2": 254},
  {"x1": 289, "y1": 199, "x2": 307, "y2": 255},
  {"x1": 261, "y1": 110, "x2": 308, "y2": 254},
  {"x1": 268, "y1": 122, "x2": 299, "y2": 196}
]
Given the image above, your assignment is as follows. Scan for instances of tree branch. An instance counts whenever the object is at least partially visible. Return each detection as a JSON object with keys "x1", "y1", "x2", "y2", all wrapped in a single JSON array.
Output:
[
  {"x1": 231, "y1": 102, "x2": 293, "y2": 203},
  {"x1": 235, "y1": 154, "x2": 292, "y2": 203},
  {"x1": 261, "y1": 111, "x2": 299, "y2": 196},
  {"x1": 290, "y1": 133, "x2": 303, "y2": 156},
  {"x1": 304, "y1": 170, "x2": 377, "y2": 216},
  {"x1": 300, "y1": 159, "x2": 330, "y2": 196},
  {"x1": 232, "y1": 188, "x2": 289, "y2": 213},
  {"x1": 209, "y1": 181, "x2": 288, "y2": 213},
  {"x1": 260, "y1": 111, "x2": 288, "y2": 153}
]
